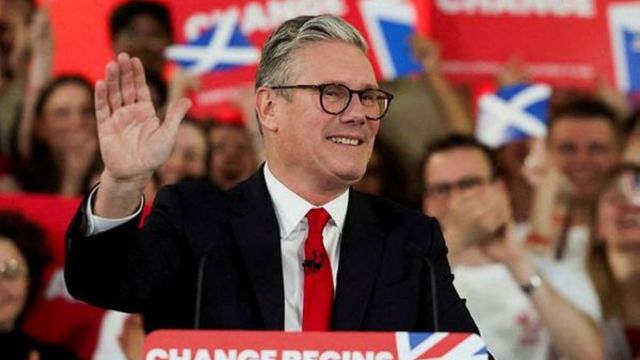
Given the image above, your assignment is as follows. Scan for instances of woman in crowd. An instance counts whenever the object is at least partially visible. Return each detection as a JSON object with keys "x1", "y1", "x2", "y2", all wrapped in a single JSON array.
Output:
[
  {"x1": 11, "y1": 75, "x2": 101, "y2": 195},
  {"x1": 0, "y1": 210, "x2": 77, "y2": 359},
  {"x1": 588, "y1": 164, "x2": 640, "y2": 360}
]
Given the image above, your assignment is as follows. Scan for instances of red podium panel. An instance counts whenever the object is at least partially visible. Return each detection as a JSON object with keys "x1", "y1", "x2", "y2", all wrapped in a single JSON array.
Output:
[{"x1": 143, "y1": 330, "x2": 488, "y2": 360}]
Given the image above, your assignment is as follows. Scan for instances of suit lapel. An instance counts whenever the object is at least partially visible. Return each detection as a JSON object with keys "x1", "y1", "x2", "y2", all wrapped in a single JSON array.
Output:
[
  {"x1": 332, "y1": 191, "x2": 384, "y2": 330},
  {"x1": 230, "y1": 169, "x2": 284, "y2": 330}
]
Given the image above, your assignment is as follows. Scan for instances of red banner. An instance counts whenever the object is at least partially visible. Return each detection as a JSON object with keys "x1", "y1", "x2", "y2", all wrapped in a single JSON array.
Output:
[
  {"x1": 164, "y1": 0, "x2": 423, "y2": 118},
  {"x1": 430, "y1": 0, "x2": 636, "y2": 89}
]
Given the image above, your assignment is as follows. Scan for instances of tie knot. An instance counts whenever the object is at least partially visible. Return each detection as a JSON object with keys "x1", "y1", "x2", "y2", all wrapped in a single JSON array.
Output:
[{"x1": 306, "y1": 208, "x2": 330, "y2": 235}]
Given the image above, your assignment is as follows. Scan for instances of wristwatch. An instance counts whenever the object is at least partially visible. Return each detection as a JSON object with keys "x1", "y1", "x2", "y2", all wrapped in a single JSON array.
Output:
[{"x1": 520, "y1": 274, "x2": 543, "y2": 295}]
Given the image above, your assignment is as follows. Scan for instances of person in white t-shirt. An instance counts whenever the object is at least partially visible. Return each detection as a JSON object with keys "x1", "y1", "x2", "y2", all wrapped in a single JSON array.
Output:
[{"x1": 421, "y1": 134, "x2": 603, "y2": 360}]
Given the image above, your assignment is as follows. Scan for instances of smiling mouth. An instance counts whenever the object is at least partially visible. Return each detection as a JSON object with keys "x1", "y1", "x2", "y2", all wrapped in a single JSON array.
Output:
[{"x1": 327, "y1": 136, "x2": 362, "y2": 146}]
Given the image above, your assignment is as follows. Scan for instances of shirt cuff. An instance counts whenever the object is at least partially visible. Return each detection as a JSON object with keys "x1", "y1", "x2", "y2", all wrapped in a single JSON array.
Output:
[{"x1": 84, "y1": 185, "x2": 144, "y2": 236}]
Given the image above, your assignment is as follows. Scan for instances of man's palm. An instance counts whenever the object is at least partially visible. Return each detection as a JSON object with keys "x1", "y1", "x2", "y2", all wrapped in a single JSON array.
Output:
[{"x1": 95, "y1": 54, "x2": 191, "y2": 181}]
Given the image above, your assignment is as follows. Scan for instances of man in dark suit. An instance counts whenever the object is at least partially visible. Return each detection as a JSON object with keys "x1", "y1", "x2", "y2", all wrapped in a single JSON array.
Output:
[{"x1": 65, "y1": 14, "x2": 479, "y2": 334}]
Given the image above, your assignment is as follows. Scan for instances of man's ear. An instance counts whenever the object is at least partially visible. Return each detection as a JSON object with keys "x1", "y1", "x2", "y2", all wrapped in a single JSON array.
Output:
[{"x1": 255, "y1": 87, "x2": 279, "y2": 133}]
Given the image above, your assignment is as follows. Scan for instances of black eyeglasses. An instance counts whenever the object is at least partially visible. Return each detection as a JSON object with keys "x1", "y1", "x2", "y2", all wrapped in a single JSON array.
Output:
[
  {"x1": 269, "y1": 83, "x2": 394, "y2": 120},
  {"x1": 425, "y1": 176, "x2": 489, "y2": 198}
]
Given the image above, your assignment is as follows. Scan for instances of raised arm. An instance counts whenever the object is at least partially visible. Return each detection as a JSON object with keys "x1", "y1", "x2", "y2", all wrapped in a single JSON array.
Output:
[
  {"x1": 482, "y1": 224, "x2": 604, "y2": 360},
  {"x1": 93, "y1": 53, "x2": 191, "y2": 218},
  {"x1": 411, "y1": 35, "x2": 473, "y2": 135}
]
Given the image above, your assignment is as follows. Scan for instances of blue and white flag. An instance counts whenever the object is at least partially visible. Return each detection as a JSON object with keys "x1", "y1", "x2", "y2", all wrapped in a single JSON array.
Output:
[
  {"x1": 476, "y1": 83, "x2": 551, "y2": 148},
  {"x1": 608, "y1": 3, "x2": 640, "y2": 94},
  {"x1": 359, "y1": 0, "x2": 422, "y2": 80},
  {"x1": 165, "y1": 10, "x2": 260, "y2": 75}
]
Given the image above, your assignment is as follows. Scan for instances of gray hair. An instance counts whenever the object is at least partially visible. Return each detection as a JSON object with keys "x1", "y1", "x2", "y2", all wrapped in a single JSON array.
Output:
[{"x1": 255, "y1": 15, "x2": 368, "y2": 90}]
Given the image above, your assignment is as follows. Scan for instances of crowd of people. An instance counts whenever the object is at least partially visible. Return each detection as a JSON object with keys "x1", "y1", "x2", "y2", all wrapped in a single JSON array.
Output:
[{"x1": 0, "y1": 0, "x2": 639, "y2": 359}]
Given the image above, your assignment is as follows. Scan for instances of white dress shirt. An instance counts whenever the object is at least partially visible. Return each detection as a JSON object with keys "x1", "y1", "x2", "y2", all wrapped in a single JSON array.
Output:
[
  {"x1": 263, "y1": 164, "x2": 348, "y2": 331},
  {"x1": 85, "y1": 164, "x2": 349, "y2": 331}
]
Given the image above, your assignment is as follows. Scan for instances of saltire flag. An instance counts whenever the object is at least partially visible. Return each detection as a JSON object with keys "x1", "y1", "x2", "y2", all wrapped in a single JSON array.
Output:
[
  {"x1": 165, "y1": 10, "x2": 261, "y2": 75},
  {"x1": 359, "y1": 0, "x2": 423, "y2": 80},
  {"x1": 475, "y1": 83, "x2": 551, "y2": 148},
  {"x1": 396, "y1": 332, "x2": 489, "y2": 360},
  {"x1": 608, "y1": 2, "x2": 640, "y2": 94}
]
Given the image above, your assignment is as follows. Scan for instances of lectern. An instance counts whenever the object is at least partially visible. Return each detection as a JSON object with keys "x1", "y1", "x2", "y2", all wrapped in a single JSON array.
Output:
[{"x1": 143, "y1": 330, "x2": 488, "y2": 360}]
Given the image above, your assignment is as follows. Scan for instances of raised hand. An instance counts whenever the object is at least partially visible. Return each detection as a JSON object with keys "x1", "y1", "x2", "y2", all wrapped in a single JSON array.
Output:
[
  {"x1": 93, "y1": 53, "x2": 191, "y2": 218},
  {"x1": 443, "y1": 184, "x2": 512, "y2": 249},
  {"x1": 96, "y1": 53, "x2": 191, "y2": 182},
  {"x1": 410, "y1": 34, "x2": 441, "y2": 71}
]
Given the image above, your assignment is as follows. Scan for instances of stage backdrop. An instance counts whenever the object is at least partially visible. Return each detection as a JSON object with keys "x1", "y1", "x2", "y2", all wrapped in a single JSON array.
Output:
[{"x1": 43, "y1": 0, "x2": 639, "y2": 118}]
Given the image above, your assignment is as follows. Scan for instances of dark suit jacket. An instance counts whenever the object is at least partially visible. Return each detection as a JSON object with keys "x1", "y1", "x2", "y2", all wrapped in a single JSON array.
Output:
[{"x1": 65, "y1": 169, "x2": 479, "y2": 334}]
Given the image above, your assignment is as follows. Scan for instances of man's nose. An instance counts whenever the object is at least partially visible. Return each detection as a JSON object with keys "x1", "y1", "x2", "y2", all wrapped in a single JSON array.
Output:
[{"x1": 339, "y1": 94, "x2": 367, "y2": 125}]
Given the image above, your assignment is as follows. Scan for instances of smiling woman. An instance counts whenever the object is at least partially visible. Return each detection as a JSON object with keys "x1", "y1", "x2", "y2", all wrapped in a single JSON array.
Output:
[
  {"x1": 588, "y1": 165, "x2": 640, "y2": 359},
  {"x1": 13, "y1": 75, "x2": 102, "y2": 196},
  {"x1": 0, "y1": 210, "x2": 77, "y2": 359}
]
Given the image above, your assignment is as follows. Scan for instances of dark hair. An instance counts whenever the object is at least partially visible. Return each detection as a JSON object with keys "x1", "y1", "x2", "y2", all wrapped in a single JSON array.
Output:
[
  {"x1": 17, "y1": 75, "x2": 100, "y2": 194},
  {"x1": 7, "y1": 0, "x2": 35, "y2": 23},
  {"x1": 624, "y1": 107, "x2": 639, "y2": 134},
  {"x1": 34, "y1": 75, "x2": 93, "y2": 119},
  {"x1": 0, "y1": 211, "x2": 52, "y2": 325},
  {"x1": 420, "y1": 134, "x2": 500, "y2": 185},
  {"x1": 549, "y1": 96, "x2": 621, "y2": 137},
  {"x1": 587, "y1": 164, "x2": 640, "y2": 319},
  {"x1": 109, "y1": 1, "x2": 173, "y2": 41}
]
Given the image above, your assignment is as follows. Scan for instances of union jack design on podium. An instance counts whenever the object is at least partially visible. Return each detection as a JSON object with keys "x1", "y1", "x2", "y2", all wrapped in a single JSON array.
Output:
[{"x1": 396, "y1": 332, "x2": 489, "y2": 360}]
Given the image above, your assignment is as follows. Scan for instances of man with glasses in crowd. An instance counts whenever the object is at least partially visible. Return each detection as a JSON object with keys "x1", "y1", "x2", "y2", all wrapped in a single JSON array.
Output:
[
  {"x1": 421, "y1": 134, "x2": 604, "y2": 359},
  {"x1": 65, "y1": 15, "x2": 479, "y2": 334}
]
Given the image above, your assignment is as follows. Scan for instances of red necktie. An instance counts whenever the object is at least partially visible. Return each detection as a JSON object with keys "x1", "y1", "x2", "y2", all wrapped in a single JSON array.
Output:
[{"x1": 302, "y1": 208, "x2": 333, "y2": 331}]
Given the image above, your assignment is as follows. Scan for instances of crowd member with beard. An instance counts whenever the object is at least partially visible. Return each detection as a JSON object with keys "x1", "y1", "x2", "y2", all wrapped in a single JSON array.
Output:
[{"x1": 588, "y1": 165, "x2": 640, "y2": 359}]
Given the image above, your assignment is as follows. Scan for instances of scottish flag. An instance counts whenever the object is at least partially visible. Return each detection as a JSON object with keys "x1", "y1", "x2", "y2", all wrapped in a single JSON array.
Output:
[
  {"x1": 476, "y1": 83, "x2": 551, "y2": 148},
  {"x1": 608, "y1": 3, "x2": 640, "y2": 94},
  {"x1": 359, "y1": 0, "x2": 423, "y2": 79},
  {"x1": 395, "y1": 332, "x2": 488, "y2": 360},
  {"x1": 165, "y1": 10, "x2": 260, "y2": 75}
]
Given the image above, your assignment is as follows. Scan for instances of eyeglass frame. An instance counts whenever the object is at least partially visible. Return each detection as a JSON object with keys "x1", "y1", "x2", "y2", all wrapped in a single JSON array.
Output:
[
  {"x1": 0, "y1": 258, "x2": 29, "y2": 282},
  {"x1": 424, "y1": 175, "x2": 492, "y2": 199},
  {"x1": 268, "y1": 83, "x2": 394, "y2": 120}
]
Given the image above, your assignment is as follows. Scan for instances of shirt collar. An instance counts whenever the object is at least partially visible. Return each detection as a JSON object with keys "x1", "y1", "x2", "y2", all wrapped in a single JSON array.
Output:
[{"x1": 264, "y1": 163, "x2": 349, "y2": 238}]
